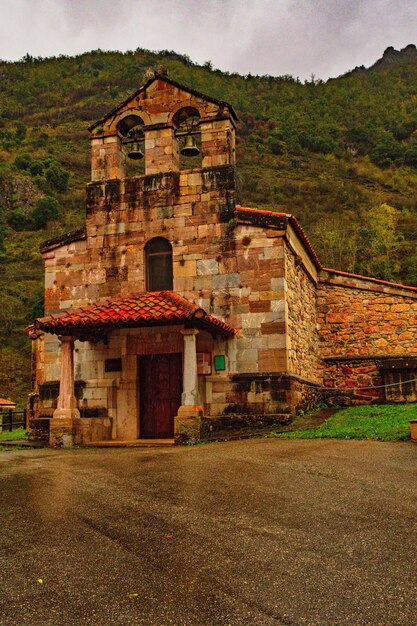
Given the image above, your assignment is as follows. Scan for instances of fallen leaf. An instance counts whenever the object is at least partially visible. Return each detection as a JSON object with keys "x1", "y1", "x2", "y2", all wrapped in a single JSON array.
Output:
[
  {"x1": 163, "y1": 534, "x2": 173, "y2": 539},
  {"x1": 129, "y1": 593, "x2": 139, "y2": 598}
]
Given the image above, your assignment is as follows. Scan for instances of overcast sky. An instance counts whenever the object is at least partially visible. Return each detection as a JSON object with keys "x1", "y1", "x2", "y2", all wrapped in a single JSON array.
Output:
[{"x1": 0, "y1": 0, "x2": 415, "y2": 80}]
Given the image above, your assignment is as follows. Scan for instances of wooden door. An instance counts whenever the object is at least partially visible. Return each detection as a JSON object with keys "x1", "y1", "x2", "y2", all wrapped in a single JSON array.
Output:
[{"x1": 139, "y1": 353, "x2": 182, "y2": 438}]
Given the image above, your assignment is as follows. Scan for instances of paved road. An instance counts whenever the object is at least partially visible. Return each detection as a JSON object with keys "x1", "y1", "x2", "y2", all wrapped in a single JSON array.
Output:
[{"x1": 0, "y1": 439, "x2": 416, "y2": 626}]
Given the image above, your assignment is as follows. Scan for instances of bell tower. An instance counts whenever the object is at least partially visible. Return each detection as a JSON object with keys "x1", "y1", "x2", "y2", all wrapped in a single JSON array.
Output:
[
  {"x1": 88, "y1": 69, "x2": 237, "y2": 182},
  {"x1": 84, "y1": 72, "x2": 239, "y2": 302}
]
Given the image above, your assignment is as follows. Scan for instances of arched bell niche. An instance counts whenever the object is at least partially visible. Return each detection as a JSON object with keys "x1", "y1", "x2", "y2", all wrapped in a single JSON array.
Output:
[
  {"x1": 173, "y1": 107, "x2": 202, "y2": 170},
  {"x1": 117, "y1": 115, "x2": 146, "y2": 177}
]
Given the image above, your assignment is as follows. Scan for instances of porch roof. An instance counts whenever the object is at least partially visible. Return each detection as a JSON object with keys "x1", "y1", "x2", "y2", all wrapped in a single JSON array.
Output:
[
  {"x1": 32, "y1": 291, "x2": 237, "y2": 338},
  {"x1": 0, "y1": 398, "x2": 16, "y2": 407}
]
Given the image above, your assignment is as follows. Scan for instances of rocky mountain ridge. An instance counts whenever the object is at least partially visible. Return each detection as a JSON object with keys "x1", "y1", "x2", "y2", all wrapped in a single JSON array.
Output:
[{"x1": 347, "y1": 43, "x2": 417, "y2": 75}]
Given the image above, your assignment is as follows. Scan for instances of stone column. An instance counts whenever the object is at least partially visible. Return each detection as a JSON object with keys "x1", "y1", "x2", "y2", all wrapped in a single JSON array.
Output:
[
  {"x1": 181, "y1": 328, "x2": 199, "y2": 406},
  {"x1": 175, "y1": 328, "x2": 203, "y2": 442},
  {"x1": 50, "y1": 336, "x2": 81, "y2": 447}
]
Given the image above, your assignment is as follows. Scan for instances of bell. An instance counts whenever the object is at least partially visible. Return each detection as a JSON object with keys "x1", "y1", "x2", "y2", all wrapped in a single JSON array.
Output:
[
  {"x1": 127, "y1": 141, "x2": 144, "y2": 160},
  {"x1": 181, "y1": 134, "x2": 200, "y2": 157}
]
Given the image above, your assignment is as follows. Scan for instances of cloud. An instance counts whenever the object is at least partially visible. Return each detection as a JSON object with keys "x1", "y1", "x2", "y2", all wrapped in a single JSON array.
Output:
[{"x1": 0, "y1": 0, "x2": 416, "y2": 79}]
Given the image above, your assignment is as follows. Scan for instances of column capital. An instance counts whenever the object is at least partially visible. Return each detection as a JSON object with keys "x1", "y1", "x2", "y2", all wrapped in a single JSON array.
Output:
[
  {"x1": 58, "y1": 335, "x2": 75, "y2": 344},
  {"x1": 180, "y1": 328, "x2": 199, "y2": 337}
]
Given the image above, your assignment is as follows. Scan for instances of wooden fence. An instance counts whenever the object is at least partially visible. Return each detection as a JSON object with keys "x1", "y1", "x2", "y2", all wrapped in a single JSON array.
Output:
[{"x1": 0, "y1": 410, "x2": 27, "y2": 432}]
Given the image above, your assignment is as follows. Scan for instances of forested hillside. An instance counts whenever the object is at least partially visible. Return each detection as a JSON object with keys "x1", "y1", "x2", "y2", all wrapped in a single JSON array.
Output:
[{"x1": 0, "y1": 45, "x2": 416, "y2": 401}]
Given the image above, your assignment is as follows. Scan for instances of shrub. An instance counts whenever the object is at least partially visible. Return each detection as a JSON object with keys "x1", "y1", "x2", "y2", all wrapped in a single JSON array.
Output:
[
  {"x1": 403, "y1": 145, "x2": 417, "y2": 167},
  {"x1": 268, "y1": 138, "x2": 285, "y2": 155},
  {"x1": 32, "y1": 196, "x2": 60, "y2": 229},
  {"x1": 371, "y1": 138, "x2": 403, "y2": 167},
  {"x1": 32, "y1": 131, "x2": 48, "y2": 147},
  {"x1": 45, "y1": 162, "x2": 70, "y2": 192},
  {"x1": 14, "y1": 153, "x2": 32, "y2": 170},
  {"x1": 7, "y1": 209, "x2": 30, "y2": 230},
  {"x1": 299, "y1": 132, "x2": 337, "y2": 154},
  {"x1": 29, "y1": 160, "x2": 44, "y2": 176},
  {"x1": 14, "y1": 122, "x2": 27, "y2": 142},
  {"x1": 0, "y1": 224, "x2": 7, "y2": 250}
]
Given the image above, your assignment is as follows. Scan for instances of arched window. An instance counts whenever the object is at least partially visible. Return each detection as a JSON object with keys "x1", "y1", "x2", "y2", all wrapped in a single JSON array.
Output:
[{"x1": 145, "y1": 238, "x2": 173, "y2": 291}]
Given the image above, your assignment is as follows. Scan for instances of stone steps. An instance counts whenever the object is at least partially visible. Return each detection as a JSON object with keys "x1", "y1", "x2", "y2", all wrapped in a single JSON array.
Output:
[
  {"x1": 0, "y1": 439, "x2": 48, "y2": 448},
  {"x1": 83, "y1": 439, "x2": 175, "y2": 448}
]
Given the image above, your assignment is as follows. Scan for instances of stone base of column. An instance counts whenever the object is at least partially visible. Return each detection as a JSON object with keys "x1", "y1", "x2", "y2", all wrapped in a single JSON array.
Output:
[
  {"x1": 50, "y1": 409, "x2": 81, "y2": 448},
  {"x1": 174, "y1": 405, "x2": 204, "y2": 444}
]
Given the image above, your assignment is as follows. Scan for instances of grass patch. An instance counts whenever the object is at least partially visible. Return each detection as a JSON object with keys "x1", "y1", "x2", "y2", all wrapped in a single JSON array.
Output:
[
  {"x1": 186, "y1": 439, "x2": 212, "y2": 446},
  {"x1": 0, "y1": 428, "x2": 27, "y2": 442},
  {"x1": 267, "y1": 404, "x2": 415, "y2": 441}
]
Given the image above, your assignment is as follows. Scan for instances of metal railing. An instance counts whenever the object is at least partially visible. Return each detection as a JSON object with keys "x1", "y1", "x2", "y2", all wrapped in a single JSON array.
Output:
[{"x1": 0, "y1": 409, "x2": 27, "y2": 432}]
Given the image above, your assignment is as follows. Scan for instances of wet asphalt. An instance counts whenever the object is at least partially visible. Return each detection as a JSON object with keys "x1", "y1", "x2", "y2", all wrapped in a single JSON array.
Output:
[{"x1": 0, "y1": 439, "x2": 416, "y2": 626}]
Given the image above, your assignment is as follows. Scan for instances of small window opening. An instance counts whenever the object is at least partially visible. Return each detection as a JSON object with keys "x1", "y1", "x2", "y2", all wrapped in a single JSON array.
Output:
[{"x1": 145, "y1": 238, "x2": 173, "y2": 291}]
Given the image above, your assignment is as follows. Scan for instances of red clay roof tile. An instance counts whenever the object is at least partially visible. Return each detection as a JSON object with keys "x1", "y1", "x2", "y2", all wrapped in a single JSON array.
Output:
[
  {"x1": 34, "y1": 291, "x2": 236, "y2": 336},
  {"x1": 0, "y1": 398, "x2": 16, "y2": 406}
]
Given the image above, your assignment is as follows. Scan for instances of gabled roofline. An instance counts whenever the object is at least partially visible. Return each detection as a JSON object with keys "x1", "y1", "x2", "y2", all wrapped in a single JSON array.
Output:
[
  {"x1": 88, "y1": 73, "x2": 239, "y2": 132},
  {"x1": 236, "y1": 207, "x2": 417, "y2": 293},
  {"x1": 40, "y1": 228, "x2": 86, "y2": 254},
  {"x1": 235, "y1": 207, "x2": 323, "y2": 270},
  {"x1": 321, "y1": 267, "x2": 417, "y2": 294}
]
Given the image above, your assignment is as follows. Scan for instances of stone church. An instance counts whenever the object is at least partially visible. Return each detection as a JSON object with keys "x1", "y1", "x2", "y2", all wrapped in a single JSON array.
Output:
[{"x1": 28, "y1": 71, "x2": 417, "y2": 446}]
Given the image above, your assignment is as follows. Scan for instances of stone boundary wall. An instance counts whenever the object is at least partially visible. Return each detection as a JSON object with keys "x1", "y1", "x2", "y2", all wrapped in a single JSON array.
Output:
[
  {"x1": 322, "y1": 357, "x2": 384, "y2": 405},
  {"x1": 318, "y1": 273, "x2": 417, "y2": 357},
  {"x1": 318, "y1": 271, "x2": 417, "y2": 404}
]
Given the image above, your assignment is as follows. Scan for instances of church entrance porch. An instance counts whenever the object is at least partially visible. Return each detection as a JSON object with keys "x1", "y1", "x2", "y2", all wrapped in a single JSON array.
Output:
[{"x1": 28, "y1": 291, "x2": 236, "y2": 447}]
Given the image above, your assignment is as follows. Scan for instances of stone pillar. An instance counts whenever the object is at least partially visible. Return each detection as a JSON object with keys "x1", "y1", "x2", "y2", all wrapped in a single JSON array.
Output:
[
  {"x1": 90, "y1": 134, "x2": 125, "y2": 181},
  {"x1": 144, "y1": 126, "x2": 179, "y2": 175},
  {"x1": 200, "y1": 119, "x2": 236, "y2": 168},
  {"x1": 50, "y1": 336, "x2": 81, "y2": 447},
  {"x1": 175, "y1": 329, "x2": 203, "y2": 442},
  {"x1": 181, "y1": 329, "x2": 199, "y2": 405}
]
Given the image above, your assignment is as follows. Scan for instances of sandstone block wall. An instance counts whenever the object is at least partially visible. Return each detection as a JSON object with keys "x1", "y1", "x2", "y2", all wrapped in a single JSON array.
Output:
[
  {"x1": 318, "y1": 271, "x2": 417, "y2": 403},
  {"x1": 285, "y1": 245, "x2": 320, "y2": 383},
  {"x1": 318, "y1": 275, "x2": 417, "y2": 357}
]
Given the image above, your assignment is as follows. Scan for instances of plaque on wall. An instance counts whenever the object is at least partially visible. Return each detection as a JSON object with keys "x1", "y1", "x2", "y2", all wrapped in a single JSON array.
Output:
[
  {"x1": 105, "y1": 358, "x2": 122, "y2": 373},
  {"x1": 197, "y1": 352, "x2": 212, "y2": 375}
]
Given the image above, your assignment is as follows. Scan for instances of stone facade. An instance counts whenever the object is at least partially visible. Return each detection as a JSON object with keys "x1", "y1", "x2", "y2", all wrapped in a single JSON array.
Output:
[{"x1": 28, "y1": 74, "x2": 417, "y2": 446}]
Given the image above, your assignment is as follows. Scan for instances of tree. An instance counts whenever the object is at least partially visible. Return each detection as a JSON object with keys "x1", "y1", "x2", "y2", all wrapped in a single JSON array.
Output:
[
  {"x1": 370, "y1": 136, "x2": 403, "y2": 167},
  {"x1": 0, "y1": 295, "x2": 25, "y2": 335},
  {"x1": 31, "y1": 196, "x2": 60, "y2": 229},
  {"x1": 404, "y1": 145, "x2": 417, "y2": 167},
  {"x1": 45, "y1": 162, "x2": 70, "y2": 192},
  {"x1": 358, "y1": 203, "x2": 403, "y2": 280},
  {"x1": 7, "y1": 209, "x2": 30, "y2": 230},
  {"x1": 311, "y1": 214, "x2": 359, "y2": 272}
]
